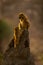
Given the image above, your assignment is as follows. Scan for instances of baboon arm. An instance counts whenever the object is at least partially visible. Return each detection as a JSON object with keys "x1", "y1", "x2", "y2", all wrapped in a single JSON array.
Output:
[{"x1": 13, "y1": 29, "x2": 17, "y2": 48}]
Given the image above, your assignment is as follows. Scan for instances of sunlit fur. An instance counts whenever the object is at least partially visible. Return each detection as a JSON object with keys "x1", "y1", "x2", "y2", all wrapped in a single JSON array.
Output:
[
  {"x1": 14, "y1": 13, "x2": 30, "y2": 48},
  {"x1": 14, "y1": 28, "x2": 17, "y2": 48}
]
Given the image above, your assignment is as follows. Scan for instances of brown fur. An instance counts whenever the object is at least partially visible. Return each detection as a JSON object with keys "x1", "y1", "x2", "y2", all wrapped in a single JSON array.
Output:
[{"x1": 14, "y1": 13, "x2": 30, "y2": 48}]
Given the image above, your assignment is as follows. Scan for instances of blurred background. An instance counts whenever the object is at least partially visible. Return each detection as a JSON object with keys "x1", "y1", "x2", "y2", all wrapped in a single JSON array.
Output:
[{"x1": 0, "y1": 0, "x2": 43, "y2": 65}]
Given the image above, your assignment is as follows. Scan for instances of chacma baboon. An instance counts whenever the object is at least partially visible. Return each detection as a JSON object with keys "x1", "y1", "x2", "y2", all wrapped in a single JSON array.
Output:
[
  {"x1": 8, "y1": 13, "x2": 30, "y2": 49},
  {"x1": 14, "y1": 13, "x2": 30, "y2": 48}
]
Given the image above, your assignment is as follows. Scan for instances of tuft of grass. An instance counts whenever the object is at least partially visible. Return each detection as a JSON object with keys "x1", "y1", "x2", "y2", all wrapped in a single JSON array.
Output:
[{"x1": 0, "y1": 19, "x2": 12, "y2": 41}]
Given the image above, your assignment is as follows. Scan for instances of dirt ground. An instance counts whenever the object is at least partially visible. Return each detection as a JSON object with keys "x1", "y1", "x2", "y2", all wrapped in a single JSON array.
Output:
[{"x1": 30, "y1": 22, "x2": 43, "y2": 65}]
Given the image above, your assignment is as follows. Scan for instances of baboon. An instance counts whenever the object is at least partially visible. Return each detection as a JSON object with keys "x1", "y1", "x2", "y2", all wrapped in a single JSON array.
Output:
[
  {"x1": 9, "y1": 13, "x2": 30, "y2": 49},
  {"x1": 14, "y1": 13, "x2": 30, "y2": 48}
]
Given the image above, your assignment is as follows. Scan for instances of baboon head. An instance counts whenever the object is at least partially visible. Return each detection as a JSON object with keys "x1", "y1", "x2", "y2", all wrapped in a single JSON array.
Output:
[{"x1": 19, "y1": 13, "x2": 30, "y2": 30}]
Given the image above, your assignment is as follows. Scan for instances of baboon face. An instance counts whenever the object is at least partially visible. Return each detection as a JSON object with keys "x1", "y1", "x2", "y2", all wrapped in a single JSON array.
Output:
[
  {"x1": 19, "y1": 13, "x2": 25, "y2": 26},
  {"x1": 19, "y1": 13, "x2": 29, "y2": 29}
]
